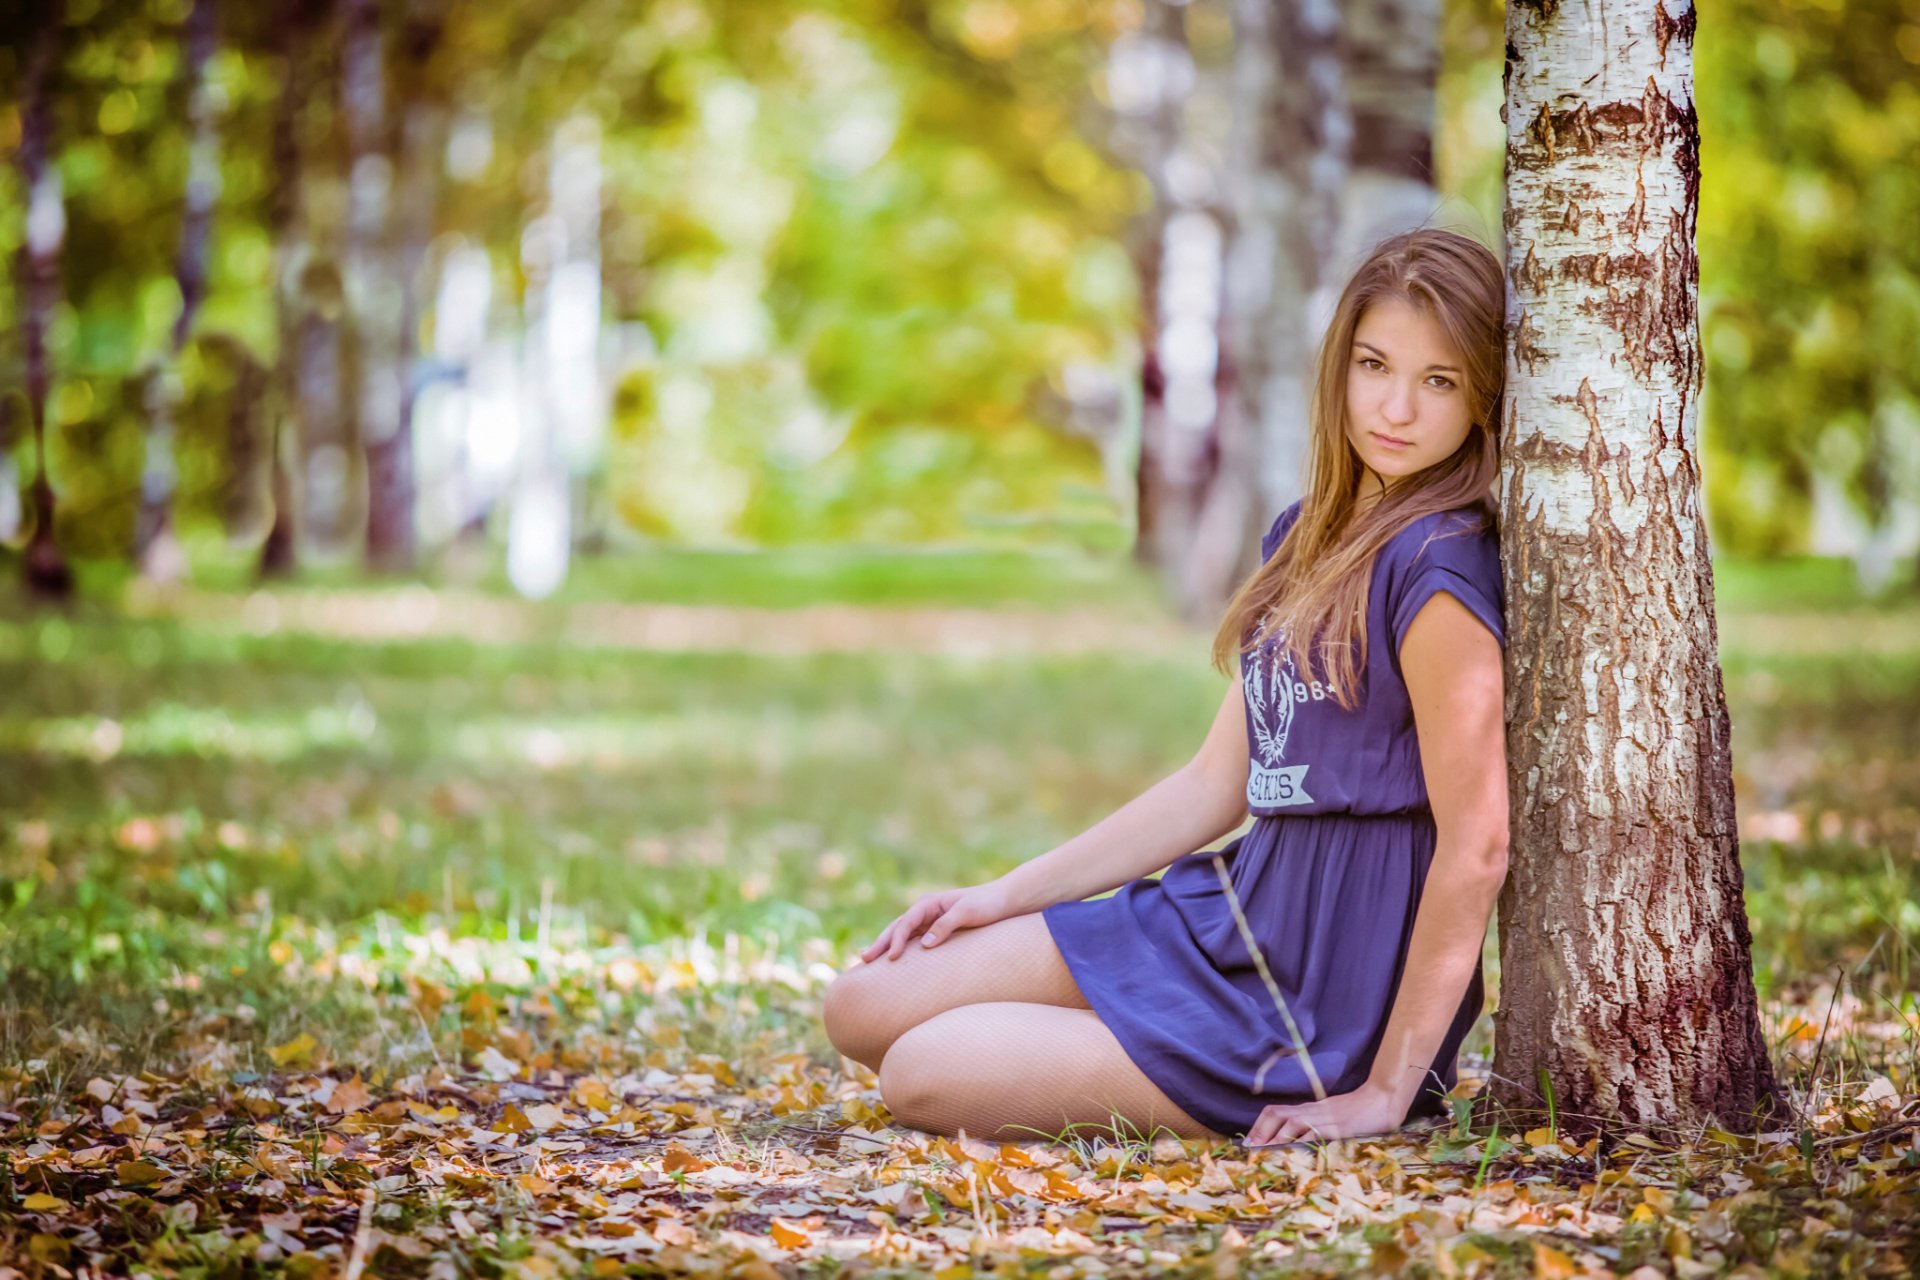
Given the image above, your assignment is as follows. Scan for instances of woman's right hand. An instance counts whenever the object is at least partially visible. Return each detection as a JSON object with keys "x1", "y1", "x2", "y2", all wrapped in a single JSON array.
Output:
[{"x1": 858, "y1": 881, "x2": 1017, "y2": 963}]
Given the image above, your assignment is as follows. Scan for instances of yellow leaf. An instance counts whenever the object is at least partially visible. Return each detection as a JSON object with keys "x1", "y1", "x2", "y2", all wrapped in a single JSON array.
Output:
[
  {"x1": 497, "y1": 1104, "x2": 532, "y2": 1133},
  {"x1": 770, "y1": 1218, "x2": 812, "y2": 1248},
  {"x1": 30, "y1": 1234, "x2": 71, "y2": 1264},
  {"x1": 22, "y1": 1193, "x2": 65, "y2": 1211},
  {"x1": 1630, "y1": 1202, "x2": 1656, "y2": 1222},
  {"x1": 1524, "y1": 1127, "x2": 1555, "y2": 1148},
  {"x1": 117, "y1": 1159, "x2": 164, "y2": 1186},
  {"x1": 1532, "y1": 1241, "x2": 1577, "y2": 1278},
  {"x1": 572, "y1": 1078, "x2": 616, "y2": 1112},
  {"x1": 326, "y1": 1074, "x2": 372, "y2": 1115},
  {"x1": 1452, "y1": 1241, "x2": 1495, "y2": 1266},
  {"x1": 269, "y1": 1032, "x2": 318, "y2": 1067},
  {"x1": 661, "y1": 1142, "x2": 709, "y2": 1173}
]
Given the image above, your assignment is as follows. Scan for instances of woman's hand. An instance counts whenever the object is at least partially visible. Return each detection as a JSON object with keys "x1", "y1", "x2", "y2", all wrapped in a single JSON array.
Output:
[
  {"x1": 858, "y1": 881, "x2": 1015, "y2": 963},
  {"x1": 1244, "y1": 1081, "x2": 1408, "y2": 1147}
]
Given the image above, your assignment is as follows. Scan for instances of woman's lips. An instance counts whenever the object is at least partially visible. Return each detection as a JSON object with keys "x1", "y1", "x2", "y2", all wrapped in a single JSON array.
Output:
[{"x1": 1370, "y1": 431, "x2": 1413, "y2": 449}]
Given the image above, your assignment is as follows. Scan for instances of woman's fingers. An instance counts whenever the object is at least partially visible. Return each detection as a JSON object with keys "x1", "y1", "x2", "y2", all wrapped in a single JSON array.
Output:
[
  {"x1": 861, "y1": 893, "x2": 964, "y2": 962},
  {"x1": 1246, "y1": 1105, "x2": 1320, "y2": 1148},
  {"x1": 863, "y1": 916, "x2": 900, "y2": 959},
  {"x1": 888, "y1": 905, "x2": 931, "y2": 959},
  {"x1": 921, "y1": 909, "x2": 953, "y2": 948},
  {"x1": 866, "y1": 914, "x2": 908, "y2": 961}
]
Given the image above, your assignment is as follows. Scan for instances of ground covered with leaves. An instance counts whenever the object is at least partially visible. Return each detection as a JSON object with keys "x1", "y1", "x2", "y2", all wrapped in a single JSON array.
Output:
[{"x1": 2, "y1": 550, "x2": 1917, "y2": 1276}]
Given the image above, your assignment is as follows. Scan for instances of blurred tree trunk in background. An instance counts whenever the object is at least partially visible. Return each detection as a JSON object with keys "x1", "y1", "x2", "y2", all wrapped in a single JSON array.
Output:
[
  {"x1": 343, "y1": 0, "x2": 411, "y2": 571},
  {"x1": 1112, "y1": 0, "x2": 1228, "y2": 612},
  {"x1": 507, "y1": 115, "x2": 605, "y2": 600},
  {"x1": 290, "y1": 4, "x2": 358, "y2": 561},
  {"x1": 219, "y1": 338, "x2": 270, "y2": 536},
  {"x1": 15, "y1": 0, "x2": 72, "y2": 599},
  {"x1": 1198, "y1": 0, "x2": 1349, "y2": 614},
  {"x1": 546, "y1": 115, "x2": 607, "y2": 559},
  {"x1": 0, "y1": 396, "x2": 15, "y2": 546},
  {"x1": 136, "y1": 0, "x2": 221, "y2": 585},
  {"x1": 1493, "y1": 0, "x2": 1783, "y2": 1134},
  {"x1": 1132, "y1": 0, "x2": 1445, "y2": 621},
  {"x1": 1212, "y1": 0, "x2": 1444, "y2": 584},
  {"x1": 261, "y1": 0, "x2": 333, "y2": 579},
  {"x1": 381, "y1": 0, "x2": 451, "y2": 572}
]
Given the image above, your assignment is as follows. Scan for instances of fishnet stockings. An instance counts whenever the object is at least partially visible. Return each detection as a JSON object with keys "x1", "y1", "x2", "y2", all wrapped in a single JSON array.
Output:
[
  {"x1": 878, "y1": 1002, "x2": 1224, "y2": 1143},
  {"x1": 822, "y1": 913, "x2": 1225, "y2": 1143}
]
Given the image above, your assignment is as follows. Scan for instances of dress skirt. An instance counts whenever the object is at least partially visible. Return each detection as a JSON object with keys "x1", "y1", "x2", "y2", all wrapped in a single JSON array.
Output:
[{"x1": 1040, "y1": 810, "x2": 1483, "y2": 1141}]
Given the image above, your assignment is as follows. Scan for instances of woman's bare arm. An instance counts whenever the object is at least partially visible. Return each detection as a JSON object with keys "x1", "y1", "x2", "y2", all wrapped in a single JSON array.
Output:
[
  {"x1": 1362, "y1": 591, "x2": 1510, "y2": 1107},
  {"x1": 990, "y1": 677, "x2": 1252, "y2": 916},
  {"x1": 1246, "y1": 589, "x2": 1508, "y2": 1144}
]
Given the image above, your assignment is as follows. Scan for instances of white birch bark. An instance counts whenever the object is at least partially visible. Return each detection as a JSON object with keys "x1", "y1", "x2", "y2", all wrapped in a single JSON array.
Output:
[
  {"x1": 1202, "y1": 0, "x2": 1443, "y2": 613},
  {"x1": 1226, "y1": 0, "x2": 1349, "y2": 531},
  {"x1": 1493, "y1": 0, "x2": 1781, "y2": 1131},
  {"x1": 136, "y1": 0, "x2": 219, "y2": 584},
  {"x1": 1108, "y1": 0, "x2": 1226, "y2": 599},
  {"x1": 16, "y1": 0, "x2": 71, "y2": 596},
  {"x1": 342, "y1": 0, "x2": 409, "y2": 569}
]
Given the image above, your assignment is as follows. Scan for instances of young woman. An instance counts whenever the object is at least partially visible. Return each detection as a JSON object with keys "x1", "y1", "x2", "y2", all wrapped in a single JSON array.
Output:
[{"x1": 822, "y1": 228, "x2": 1510, "y2": 1149}]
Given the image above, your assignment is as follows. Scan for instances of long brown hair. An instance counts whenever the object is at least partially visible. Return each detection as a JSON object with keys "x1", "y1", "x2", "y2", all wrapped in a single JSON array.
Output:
[{"x1": 1211, "y1": 228, "x2": 1506, "y2": 709}]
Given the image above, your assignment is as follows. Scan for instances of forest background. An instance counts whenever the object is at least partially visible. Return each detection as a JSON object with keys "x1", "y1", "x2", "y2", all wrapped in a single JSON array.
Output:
[
  {"x1": 4, "y1": 0, "x2": 1917, "y2": 585},
  {"x1": 3, "y1": 0, "x2": 1919, "y2": 1276}
]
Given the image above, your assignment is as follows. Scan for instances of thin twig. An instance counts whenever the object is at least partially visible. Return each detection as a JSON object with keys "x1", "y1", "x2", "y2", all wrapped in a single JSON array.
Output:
[
  {"x1": 1210, "y1": 854, "x2": 1326, "y2": 1100},
  {"x1": 343, "y1": 1187, "x2": 376, "y2": 1280}
]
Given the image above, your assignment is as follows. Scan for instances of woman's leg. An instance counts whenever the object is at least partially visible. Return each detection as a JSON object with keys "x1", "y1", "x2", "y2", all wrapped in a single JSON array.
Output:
[
  {"x1": 877, "y1": 1002, "x2": 1228, "y2": 1144},
  {"x1": 822, "y1": 912, "x2": 1089, "y2": 1073}
]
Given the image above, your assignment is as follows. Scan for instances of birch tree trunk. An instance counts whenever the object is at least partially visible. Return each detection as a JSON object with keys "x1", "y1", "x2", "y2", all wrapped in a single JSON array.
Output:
[
  {"x1": 342, "y1": 0, "x2": 410, "y2": 571},
  {"x1": 382, "y1": 0, "x2": 449, "y2": 571},
  {"x1": 1225, "y1": 0, "x2": 1349, "y2": 535},
  {"x1": 260, "y1": 0, "x2": 331, "y2": 579},
  {"x1": 1196, "y1": 0, "x2": 1442, "y2": 615},
  {"x1": 1109, "y1": 0, "x2": 1223, "y2": 597},
  {"x1": 136, "y1": 0, "x2": 220, "y2": 584},
  {"x1": 1493, "y1": 0, "x2": 1782, "y2": 1133},
  {"x1": 15, "y1": 0, "x2": 72, "y2": 598}
]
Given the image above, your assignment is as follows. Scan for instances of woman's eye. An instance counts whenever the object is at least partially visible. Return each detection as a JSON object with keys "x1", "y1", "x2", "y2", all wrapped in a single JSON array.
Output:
[
  {"x1": 1429, "y1": 377, "x2": 1454, "y2": 390},
  {"x1": 1359, "y1": 358, "x2": 1383, "y2": 371}
]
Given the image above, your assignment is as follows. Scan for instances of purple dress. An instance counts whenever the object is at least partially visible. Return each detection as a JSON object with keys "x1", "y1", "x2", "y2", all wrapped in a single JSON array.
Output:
[{"x1": 1041, "y1": 501, "x2": 1507, "y2": 1140}]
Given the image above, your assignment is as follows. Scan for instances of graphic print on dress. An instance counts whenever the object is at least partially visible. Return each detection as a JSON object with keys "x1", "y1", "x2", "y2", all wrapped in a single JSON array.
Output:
[{"x1": 1244, "y1": 620, "x2": 1317, "y2": 809}]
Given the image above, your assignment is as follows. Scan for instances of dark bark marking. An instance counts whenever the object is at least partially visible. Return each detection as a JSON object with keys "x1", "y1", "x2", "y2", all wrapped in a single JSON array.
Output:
[
  {"x1": 1528, "y1": 100, "x2": 1557, "y2": 166},
  {"x1": 1514, "y1": 308, "x2": 1548, "y2": 375},
  {"x1": 1653, "y1": 1, "x2": 1696, "y2": 72},
  {"x1": 1518, "y1": 243, "x2": 1548, "y2": 296}
]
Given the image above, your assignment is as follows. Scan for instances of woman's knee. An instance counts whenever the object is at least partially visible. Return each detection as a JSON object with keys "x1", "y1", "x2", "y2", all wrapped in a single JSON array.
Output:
[
  {"x1": 821, "y1": 968, "x2": 885, "y2": 1071},
  {"x1": 874, "y1": 1015, "x2": 949, "y2": 1128}
]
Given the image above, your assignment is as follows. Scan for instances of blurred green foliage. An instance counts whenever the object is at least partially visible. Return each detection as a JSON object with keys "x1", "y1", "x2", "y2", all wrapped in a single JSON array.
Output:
[
  {"x1": 1, "y1": 0, "x2": 1916, "y2": 568},
  {"x1": 1697, "y1": 0, "x2": 1920, "y2": 569}
]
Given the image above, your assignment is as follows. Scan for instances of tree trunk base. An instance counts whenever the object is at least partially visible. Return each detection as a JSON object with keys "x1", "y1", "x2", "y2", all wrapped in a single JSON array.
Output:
[{"x1": 24, "y1": 527, "x2": 72, "y2": 599}]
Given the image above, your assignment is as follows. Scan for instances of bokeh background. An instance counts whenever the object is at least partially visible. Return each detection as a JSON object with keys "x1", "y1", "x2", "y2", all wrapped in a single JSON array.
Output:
[{"x1": 1, "y1": 0, "x2": 1917, "y2": 1102}]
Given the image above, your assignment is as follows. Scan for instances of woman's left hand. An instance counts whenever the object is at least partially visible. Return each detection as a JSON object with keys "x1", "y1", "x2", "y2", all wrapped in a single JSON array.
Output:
[{"x1": 1244, "y1": 1082, "x2": 1407, "y2": 1147}]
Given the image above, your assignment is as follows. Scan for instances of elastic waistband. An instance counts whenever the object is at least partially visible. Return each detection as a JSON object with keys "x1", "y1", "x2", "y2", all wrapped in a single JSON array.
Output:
[{"x1": 1256, "y1": 808, "x2": 1434, "y2": 825}]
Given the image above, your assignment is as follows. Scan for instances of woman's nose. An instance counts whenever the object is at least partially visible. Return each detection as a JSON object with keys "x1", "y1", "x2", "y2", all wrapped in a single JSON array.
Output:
[{"x1": 1382, "y1": 382, "x2": 1417, "y2": 426}]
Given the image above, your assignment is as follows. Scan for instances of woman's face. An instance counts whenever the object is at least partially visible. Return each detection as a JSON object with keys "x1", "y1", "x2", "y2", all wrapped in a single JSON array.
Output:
[{"x1": 1343, "y1": 295, "x2": 1476, "y2": 492}]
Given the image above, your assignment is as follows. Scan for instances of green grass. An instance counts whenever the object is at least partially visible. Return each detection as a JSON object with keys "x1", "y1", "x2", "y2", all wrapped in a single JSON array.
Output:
[
  {"x1": 0, "y1": 544, "x2": 1915, "y2": 1087},
  {"x1": 81, "y1": 533, "x2": 1169, "y2": 612}
]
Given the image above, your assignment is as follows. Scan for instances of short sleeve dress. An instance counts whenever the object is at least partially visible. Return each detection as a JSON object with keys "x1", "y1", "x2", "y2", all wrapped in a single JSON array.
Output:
[{"x1": 1040, "y1": 500, "x2": 1507, "y2": 1140}]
